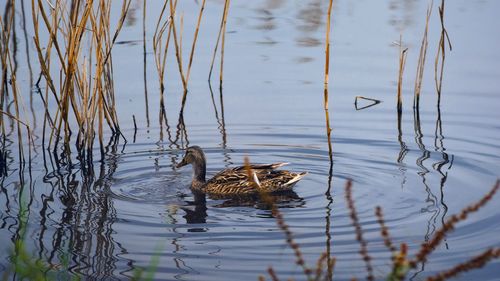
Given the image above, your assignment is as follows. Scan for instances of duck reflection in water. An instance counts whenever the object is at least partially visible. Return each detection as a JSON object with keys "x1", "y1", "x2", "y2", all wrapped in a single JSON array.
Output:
[{"x1": 181, "y1": 188, "x2": 305, "y2": 229}]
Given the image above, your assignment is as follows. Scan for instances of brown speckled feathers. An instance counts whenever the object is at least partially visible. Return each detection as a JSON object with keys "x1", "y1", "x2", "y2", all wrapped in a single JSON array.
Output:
[{"x1": 176, "y1": 146, "x2": 307, "y2": 196}]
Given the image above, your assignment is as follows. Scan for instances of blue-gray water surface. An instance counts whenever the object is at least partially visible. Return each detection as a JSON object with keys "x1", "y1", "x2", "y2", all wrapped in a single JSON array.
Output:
[{"x1": 1, "y1": 1, "x2": 499, "y2": 280}]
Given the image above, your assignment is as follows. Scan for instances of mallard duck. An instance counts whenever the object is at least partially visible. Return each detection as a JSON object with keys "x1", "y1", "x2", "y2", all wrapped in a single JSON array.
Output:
[{"x1": 176, "y1": 146, "x2": 307, "y2": 196}]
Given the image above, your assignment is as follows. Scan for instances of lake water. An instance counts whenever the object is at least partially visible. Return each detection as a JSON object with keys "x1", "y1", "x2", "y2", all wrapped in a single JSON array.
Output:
[{"x1": 1, "y1": 0, "x2": 500, "y2": 280}]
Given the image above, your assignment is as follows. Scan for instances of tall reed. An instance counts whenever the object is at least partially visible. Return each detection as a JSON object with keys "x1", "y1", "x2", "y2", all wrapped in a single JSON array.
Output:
[
  {"x1": 0, "y1": 0, "x2": 33, "y2": 166},
  {"x1": 434, "y1": 0, "x2": 452, "y2": 105},
  {"x1": 153, "y1": 0, "x2": 208, "y2": 136},
  {"x1": 323, "y1": 0, "x2": 334, "y2": 161},
  {"x1": 413, "y1": 1, "x2": 433, "y2": 110},
  {"x1": 31, "y1": 0, "x2": 131, "y2": 159},
  {"x1": 142, "y1": 0, "x2": 150, "y2": 127},
  {"x1": 208, "y1": 0, "x2": 230, "y2": 88},
  {"x1": 397, "y1": 36, "x2": 408, "y2": 115}
]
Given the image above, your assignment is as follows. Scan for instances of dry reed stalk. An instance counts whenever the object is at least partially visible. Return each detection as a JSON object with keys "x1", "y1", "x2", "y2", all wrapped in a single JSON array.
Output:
[
  {"x1": 0, "y1": 0, "x2": 34, "y2": 165},
  {"x1": 324, "y1": 0, "x2": 333, "y2": 91},
  {"x1": 153, "y1": 0, "x2": 175, "y2": 139},
  {"x1": 185, "y1": 0, "x2": 207, "y2": 84},
  {"x1": 410, "y1": 179, "x2": 500, "y2": 267},
  {"x1": 152, "y1": 0, "x2": 171, "y2": 90},
  {"x1": 142, "y1": 0, "x2": 150, "y2": 127},
  {"x1": 323, "y1": 0, "x2": 334, "y2": 161},
  {"x1": 324, "y1": 90, "x2": 333, "y2": 159},
  {"x1": 345, "y1": 180, "x2": 375, "y2": 281},
  {"x1": 397, "y1": 36, "x2": 408, "y2": 114},
  {"x1": 218, "y1": 0, "x2": 230, "y2": 88},
  {"x1": 434, "y1": 0, "x2": 452, "y2": 104},
  {"x1": 0, "y1": 1, "x2": 14, "y2": 98},
  {"x1": 31, "y1": 0, "x2": 130, "y2": 158},
  {"x1": 413, "y1": 1, "x2": 433, "y2": 109},
  {"x1": 208, "y1": 0, "x2": 229, "y2": 82},
  {"x1": 168, "y1": 0, "x2": 187, "y2": 90}
]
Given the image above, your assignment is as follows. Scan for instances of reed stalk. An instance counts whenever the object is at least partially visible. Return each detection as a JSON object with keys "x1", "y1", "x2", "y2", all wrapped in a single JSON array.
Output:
[
  {"x1": 413, "y1": 1, "x2": 433, "y2": 109},
  {"x1": 397, "y1": 36, "x2": 408, "y2": 115},
  {"x1": 434, "y1": 0, "x2": 452, "y2": 105},
  {"x1": 219, "y1": 0, "x2": 230, "y2": 88},
  {"x1": 153, "y1": 0, "x2": 174, "y2": 139},
  {"x1": 323, "y1": 0, "x2": 334, "y2": 161},
  {"x1": 324, "y1": 0, "x2": 333, "y2": 91},
  {"x1": 185, "y1": 0, "x2": 207, "y2": 85},
  {"x1": 30, "y1": 0, "x2": 130, "y2": 159},
  {"x1": 142, "y1": 0, "x2": 150, "y2": 127},
  {"x1": 0, "y1": 0, "x2": 33, "y2": 165},
  {"x1": 208, "y1": 0, "x2": 229, "y2": 83},
  {"x1": 168, "y1": 0, "x2": 187, "y2": 91}
]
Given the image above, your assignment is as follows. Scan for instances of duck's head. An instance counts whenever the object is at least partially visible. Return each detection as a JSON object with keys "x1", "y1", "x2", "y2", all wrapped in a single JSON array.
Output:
[
  {"x1": 176, "y1": 146, "x2": 206, "y2": 169},
  {"x1": 177, "y1": 146, "x2": 207, "y2": 183}
]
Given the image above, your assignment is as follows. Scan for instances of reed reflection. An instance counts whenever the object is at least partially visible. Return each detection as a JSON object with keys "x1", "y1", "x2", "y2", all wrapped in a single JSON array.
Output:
[
  {"x1": 35, "y1": 135, "x2": 132, "y2": 279},
  {"x1": 296, "y1": 0, "x2": 324, "y2": 47},
  {"x1": 388, "y1": 0, "x2": 418, "y2": 31},
  {"x1": 208, "y1": 81, "x2": 232, "y2": 166},
  {"x1": 433, "y1": 103, "x2": 453, "y2": 250}
]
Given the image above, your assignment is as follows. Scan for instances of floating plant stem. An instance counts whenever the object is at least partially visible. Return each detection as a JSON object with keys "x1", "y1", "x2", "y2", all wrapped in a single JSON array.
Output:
[{"x1": 354, "y1": 96, "x2": 381, "y2": 110}]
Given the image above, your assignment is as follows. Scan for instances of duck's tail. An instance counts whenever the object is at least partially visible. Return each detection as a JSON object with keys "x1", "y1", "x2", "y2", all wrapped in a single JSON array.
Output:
[{"x1": 285, "y1": 172, "x2": 308, "y2": 186}]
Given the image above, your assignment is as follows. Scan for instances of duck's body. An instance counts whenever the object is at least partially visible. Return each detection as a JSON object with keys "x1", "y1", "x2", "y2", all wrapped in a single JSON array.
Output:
[{"x1": 177, "y1": 146, "x2": 307, "y2": 196}]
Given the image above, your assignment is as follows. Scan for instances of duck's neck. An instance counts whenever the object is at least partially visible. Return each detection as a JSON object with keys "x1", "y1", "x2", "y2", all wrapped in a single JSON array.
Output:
[{"x1": 191, "y1": 156, "x2": 206, "y2": 188}]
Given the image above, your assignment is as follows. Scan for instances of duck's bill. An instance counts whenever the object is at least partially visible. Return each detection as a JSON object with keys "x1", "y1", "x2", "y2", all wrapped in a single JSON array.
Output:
[{"x1": 176, "y1": 158, "x2": 188, "y2": 168}]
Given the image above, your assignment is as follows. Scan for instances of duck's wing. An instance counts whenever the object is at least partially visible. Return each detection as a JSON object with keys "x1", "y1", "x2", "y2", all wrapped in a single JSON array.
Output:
[
  {"x1": 230, "y1": 162, "x2": 289, "y2": 171},
  {"x1": 207, "y1": 162, "x2": 289, "y2": 186},
  {"x1": 258, "y1": 171, "x2": 308, "y2": 192},
  {"x1": 205, "y1": 169, "x2": 258, "y2": 195},
  {"x1": 208, "y1": 163, "x2": 286, "y2": 182},
  {"x1": 205, "y1": 168, "x2": 307, "y2": 195}
]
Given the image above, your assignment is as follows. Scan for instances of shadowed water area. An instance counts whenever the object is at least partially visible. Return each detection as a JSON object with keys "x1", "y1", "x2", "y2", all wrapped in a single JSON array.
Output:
[{"x1": 1, "y1": 0, "x2": 500, "y2": 280}]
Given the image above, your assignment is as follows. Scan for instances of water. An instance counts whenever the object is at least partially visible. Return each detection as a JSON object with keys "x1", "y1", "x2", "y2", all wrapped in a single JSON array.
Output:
[{"x1": 1, "y1": 0, "x2": 500, "y2": 280}]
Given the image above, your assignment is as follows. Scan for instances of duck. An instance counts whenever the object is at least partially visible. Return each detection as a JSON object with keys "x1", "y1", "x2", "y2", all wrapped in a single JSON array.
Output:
[{"x1": 176, "y1": 146, "x2": 307, "y2": 196}]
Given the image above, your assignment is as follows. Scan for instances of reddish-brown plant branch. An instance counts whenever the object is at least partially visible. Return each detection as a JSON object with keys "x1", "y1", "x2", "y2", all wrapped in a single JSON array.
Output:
[
  {"x1": 426, "y1": 248, "x2": 500, "y2": 281},
  {"x1": 345, "y1": 180, "x2": 374, "y2": 281},
  {"x1": 410, "y1": 180, "x2": 500, "y2": 267},
  {"x1": 267, "y1": 267, "x2": 280, "y2": 281},
  {"x1": 375, "y1": 206, "x2": 397, "y2": 254}
]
